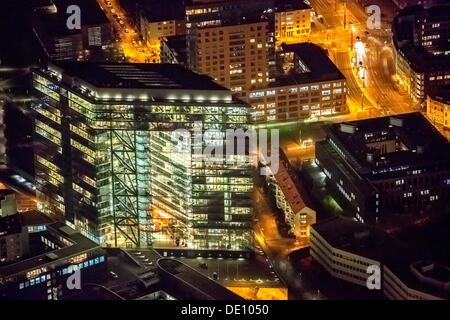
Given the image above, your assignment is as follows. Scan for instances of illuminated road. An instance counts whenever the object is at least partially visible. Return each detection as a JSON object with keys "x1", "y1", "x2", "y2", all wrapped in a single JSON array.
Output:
[
  {"x1": 253, "y1": 186, "x2": 326, "y2": 299},
  {"x1": 306, "y1": 0, "x2": 418, "y2": 121},
  {"x1": 97, "y1": 0, "x2": 158, "y2": 62}
]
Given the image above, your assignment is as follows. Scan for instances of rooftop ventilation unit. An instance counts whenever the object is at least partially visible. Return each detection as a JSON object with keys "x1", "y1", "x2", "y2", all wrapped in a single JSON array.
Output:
[
  {"x1": 389, "y1": 117, "x2": 404, "y2": 127},
  {"x1": 340, "y1": 123, "x2": 356, "y2": 134}
]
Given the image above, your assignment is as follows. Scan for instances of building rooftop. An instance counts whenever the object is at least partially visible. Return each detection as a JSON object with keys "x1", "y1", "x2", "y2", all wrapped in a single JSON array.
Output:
[
  {"x1": 274, "y1": 43, "x2": 345, "y2": 87},
  {"x1": 20, "y1": 210, "x2": 54, "y2": 226},
  {"x1": 397, "y1": 4, "x2": 450, "y2": 21},
  {"x1": 0, "y1": 213, "x2": 22, "y2": 236},
  {"x1": 157, "y1": 258, "x2": 243, "y2": 300},
  {"x1": 49, "y1": 61, "x2": 230, "y2": 91},
  {"x1": 393, "y1": 43, "x2": 450, "y2": 73},
  {"x1": 138, "y1": 0, "x2": 186, "y2": 23},
  {"x1": 0, "y1": 221, "x2": 103, "y2": 278},
  {"x1": 34, "y1": 0, "x2": 109, "y2": 37},
  {"x1": 428, "y1": 86, "x2": 450, "y2": 104},
  {"x1": 186, "y1": 0, "x2": 273, "y2": 27},
  {"x1": 392, "y1": 5, "x2": 450, "y2": 72},
  {"x1": 396, "y1": 0, "x2": 450, "y2": 9},
  {"x1": 316, "y1": 139, "x2": 378, "y2": 195},
  {"x1": 326, "y1": 112, "x2": 450, "y2": 179},
  {"x1": 274, "y1": 0, "x2": 311, "y2": 12},
  {"x1": 312, "y1": 216, "x2": 450, "y2": 299}
]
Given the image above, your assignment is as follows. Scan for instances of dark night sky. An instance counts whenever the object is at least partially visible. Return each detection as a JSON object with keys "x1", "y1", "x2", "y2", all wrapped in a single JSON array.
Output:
[{"x1": 0, "y1": 0, "x2": 44, "y2": 66}]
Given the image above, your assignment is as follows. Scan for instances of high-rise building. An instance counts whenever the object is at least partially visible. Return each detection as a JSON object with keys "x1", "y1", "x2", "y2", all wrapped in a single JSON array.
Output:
[
  {"x1": 188, "y1": 20, "x2": 272, "y2": 99},
  {"x1": 186, "y1": 0, "x2": 276, "y2": 100},
  {"x1": 30, "y1": 62, "x2": 253, "y2": 251}
]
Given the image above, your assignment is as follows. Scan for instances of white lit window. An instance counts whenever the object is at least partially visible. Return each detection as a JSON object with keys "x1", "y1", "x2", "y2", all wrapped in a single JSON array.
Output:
[
  {"x1": 300, "y1": 86, "x2": 309, "y2": 92},
  {"x1": 249, "y1": 91, "x2": 264, "y2": 98}
]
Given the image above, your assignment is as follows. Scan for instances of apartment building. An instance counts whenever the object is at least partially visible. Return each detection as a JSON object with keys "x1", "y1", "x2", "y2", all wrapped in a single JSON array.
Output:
[
  {"x1": 186, "y1": 0, "x2": 275, "y2": 100},
  {"x1": 263, "y1": 149, "x2": 315, "y2": 239},
  {"x1": 189, "y1": 21, "x2": 271, "y2": 99}
]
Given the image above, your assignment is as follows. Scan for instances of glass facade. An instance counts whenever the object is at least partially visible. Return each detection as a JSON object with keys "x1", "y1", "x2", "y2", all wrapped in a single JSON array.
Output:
[{"x1": 31, "y1": 67, "x2": 253, "y2": 251}]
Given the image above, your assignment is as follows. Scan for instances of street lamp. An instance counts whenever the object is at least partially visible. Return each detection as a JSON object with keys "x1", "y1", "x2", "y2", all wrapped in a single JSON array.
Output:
[{"x1": 358, "y1": 62, "x2": 366, "y2": 88}]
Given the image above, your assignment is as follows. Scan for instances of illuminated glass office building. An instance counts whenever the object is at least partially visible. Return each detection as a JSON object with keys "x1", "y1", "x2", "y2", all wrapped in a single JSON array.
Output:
[{"x1": 30, "y1": 62, "x2": 253, "y2": 251}]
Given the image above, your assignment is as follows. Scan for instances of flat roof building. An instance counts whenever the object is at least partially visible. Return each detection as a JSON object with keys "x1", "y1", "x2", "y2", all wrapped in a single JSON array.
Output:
[
  {"x1": 157, "y1": 258, "x2": 243, "y2": 300},
  {"x1": 66, "y1": 248, "x2": 244, "y2": 300},
  {"x1": 30, "y1": 62, "x2": 253, "y2": 252},
  {"x1": 249, "y1": 43, "x2": 347, "y2": 122},
  {"x1": 311, "y1": 216, "x2": 450, "y2": 300},
  {"x1": 32, "y1": 0, "x2": 114, "y2": 61},
  {"x1": 392, "y1": 5, "x2": 450, "y2": 101},
  {"x1": 0, "y1": 217, "x2": 106, "y2": 300},
  {"x1": 315, "y1": 112, "x2": 450, "y2": 223}
]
